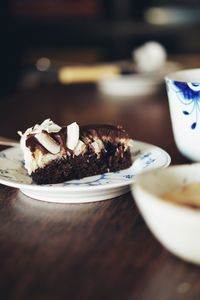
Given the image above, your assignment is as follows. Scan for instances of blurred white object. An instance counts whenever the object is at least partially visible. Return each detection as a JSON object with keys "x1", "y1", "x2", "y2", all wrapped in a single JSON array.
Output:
[
  {"x1": 59, "y1": 65, "x2": 120, "y2": 83},
  {"x1": 145, "y1": 6, "x2": 200, "y2": 25},
  {"x1": 132, "y1": 163, "x2": 200, "y2": 265},
  {"x1": 97, "y1": 74, "x2": 160, "y2": 97},
  {"x1": 97, "y1": 61, "x2": 181, "y2": 97},
  {"x1": 36, "y1": 57, "x2": 51, "y2": 72},
  {"x1": 133, "y1": 41, "x2": 167, "y2": 73}
]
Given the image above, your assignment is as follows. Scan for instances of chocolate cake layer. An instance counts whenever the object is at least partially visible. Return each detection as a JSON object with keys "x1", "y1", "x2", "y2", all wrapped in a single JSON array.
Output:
[{"x1": 31, "y1": 141, "x2": 132, "y2": 184}]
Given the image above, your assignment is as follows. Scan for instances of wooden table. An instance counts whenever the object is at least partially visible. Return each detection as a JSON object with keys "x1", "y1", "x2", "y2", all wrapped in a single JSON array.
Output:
[{"x1": 0, "y1": 73, "x2": 200, "y2": 300}]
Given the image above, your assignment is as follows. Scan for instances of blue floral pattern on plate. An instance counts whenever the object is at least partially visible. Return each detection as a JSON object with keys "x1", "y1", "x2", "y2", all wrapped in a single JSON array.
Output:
[
  {"x1": 0, "y1": 141, "x2": 171, "y2": 203},
  {"x1": 168, "y1": 80, "x2": 200, "y2": 129}
]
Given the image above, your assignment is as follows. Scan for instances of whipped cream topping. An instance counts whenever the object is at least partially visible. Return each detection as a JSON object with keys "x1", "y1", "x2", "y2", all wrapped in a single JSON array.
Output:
[
  {"x1": 19, "y1": 119, "x2": 81, "y2": 155},
  {"x1": 74, "y1": 140, "x2": 86, "y2": 156},
  {"x1": 91, "y1": 139, "x2": 104, "y2": 154},
  {"x1": 66, "y1": 122, "x2": 79, "y2": 150},
  {"x1": 18, "y1": 119, "x2": 61, "y2": 137},
  {"x1": 19, "y1": 119, "x2": 90, "y2": 174},
  {"x1": 35, "y1": 132, "x2": 61, "y2": 154}
]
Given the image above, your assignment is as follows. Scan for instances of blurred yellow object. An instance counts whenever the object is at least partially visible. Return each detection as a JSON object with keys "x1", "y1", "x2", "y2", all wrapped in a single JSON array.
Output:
[{"x1": 58, "y1": 64, "x2": 120, "y2": 84}]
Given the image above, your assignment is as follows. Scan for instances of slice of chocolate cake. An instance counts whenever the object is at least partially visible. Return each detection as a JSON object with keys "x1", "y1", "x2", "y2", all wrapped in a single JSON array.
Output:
[{"x1": 18, "y1": 119, "x2": 133, "y2": 184}]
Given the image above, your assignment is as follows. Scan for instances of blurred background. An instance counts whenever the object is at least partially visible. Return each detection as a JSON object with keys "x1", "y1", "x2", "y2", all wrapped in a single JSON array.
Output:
[{"x1": 1, "y1": 0, "x2": 200, "y2": 97}]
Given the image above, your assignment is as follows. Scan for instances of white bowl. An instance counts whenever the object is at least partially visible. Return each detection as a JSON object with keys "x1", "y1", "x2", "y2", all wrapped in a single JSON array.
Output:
[
  {"x1": 97, "y1": 74, "x2": 160, "y2": 97},
  {"x1": 132, "y1": 163, "x2": 200, "y2": 265},
  {"x1": 98, "y1": 61, "x2": 182, "y2": 97}
]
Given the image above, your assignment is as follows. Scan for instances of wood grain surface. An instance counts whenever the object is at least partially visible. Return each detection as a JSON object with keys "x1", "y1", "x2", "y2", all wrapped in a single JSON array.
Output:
[{"x1": 0, "y1": 77, "x2": 200, "y2": 300}]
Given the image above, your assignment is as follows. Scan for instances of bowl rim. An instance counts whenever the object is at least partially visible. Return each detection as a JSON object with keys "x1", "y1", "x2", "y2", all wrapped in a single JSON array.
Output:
[{"x1": 132, "y1": 163, "x2": 200, "y2": 214}]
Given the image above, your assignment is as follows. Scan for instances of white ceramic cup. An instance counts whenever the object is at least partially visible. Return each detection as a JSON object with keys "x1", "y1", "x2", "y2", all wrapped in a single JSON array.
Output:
[{"x1": 165, "y1": 68, "x2": 200, "y2": 161}]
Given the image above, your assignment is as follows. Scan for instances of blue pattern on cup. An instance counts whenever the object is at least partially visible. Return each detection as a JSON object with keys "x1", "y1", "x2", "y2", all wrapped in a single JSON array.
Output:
[{"x1": 169, "y1": 80, "x2": 200, "y2": 129}]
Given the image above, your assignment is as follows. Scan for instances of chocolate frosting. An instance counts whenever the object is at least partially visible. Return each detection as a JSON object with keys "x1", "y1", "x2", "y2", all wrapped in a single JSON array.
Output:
[
  {"x1": 26, "y1": 124, "x2": 129, "y2": 154},
  {"x1": 80, "y1": 124, "x2": 129, "y2": 141}
]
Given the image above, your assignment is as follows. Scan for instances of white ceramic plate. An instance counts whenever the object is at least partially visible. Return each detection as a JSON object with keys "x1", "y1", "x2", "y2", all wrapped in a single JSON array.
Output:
[{"x1": 0, "y1": 141, "x2": 170, "y2": 203}]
